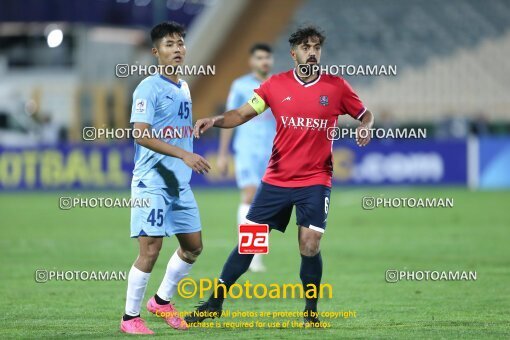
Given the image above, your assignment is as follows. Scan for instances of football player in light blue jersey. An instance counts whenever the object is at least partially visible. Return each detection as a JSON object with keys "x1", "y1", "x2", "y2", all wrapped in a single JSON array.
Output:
[
  {"x1": 120, "y1": 22, "x2": 210, "y2": 335},
  {"x1": 217, "y1": 43, "x2": 276, "y2": 272}
]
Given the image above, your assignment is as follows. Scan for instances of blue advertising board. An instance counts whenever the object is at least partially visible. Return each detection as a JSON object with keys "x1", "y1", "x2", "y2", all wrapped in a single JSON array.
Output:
[
  {"x1": 0, "y1": 143, "x2": 134, "y2": 190},
  {"x1": 195, "y1": 139, "x2": 468, "y2": 187},
  {"x1": 0, "y1": 139, "x2": 468, "y2": 190}
]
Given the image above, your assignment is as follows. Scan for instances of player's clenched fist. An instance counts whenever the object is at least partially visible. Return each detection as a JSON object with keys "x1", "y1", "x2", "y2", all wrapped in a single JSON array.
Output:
[
  {"x1": 356, "y1": 124, "x2": 371, "y2": 147},
  {"x1": 193, "y1": 118, "x2": 215, "y2": 138},
  {"x1": 182, "y1": 152, "x2": 211, "y2": 174}
]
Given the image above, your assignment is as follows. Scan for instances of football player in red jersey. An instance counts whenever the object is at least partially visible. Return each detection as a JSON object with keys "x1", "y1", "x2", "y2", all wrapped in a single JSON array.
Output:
[{"x1": 187, "y1": 25, "x2": 374, "y2": 327}]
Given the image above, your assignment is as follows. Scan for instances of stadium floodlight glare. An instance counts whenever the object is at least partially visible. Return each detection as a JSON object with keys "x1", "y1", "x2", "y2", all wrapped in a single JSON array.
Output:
[{"x1": 47, "y1": 29, "x2": 63, "y2": 48}]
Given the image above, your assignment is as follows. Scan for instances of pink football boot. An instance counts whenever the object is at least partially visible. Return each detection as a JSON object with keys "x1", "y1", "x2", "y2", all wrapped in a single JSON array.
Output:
[
  {"x1": 147, "y1": 296, "x2": 188, "y2": 330},
  {"x1": 120, "y1": 316, "x2": 154, "y2": 335}
]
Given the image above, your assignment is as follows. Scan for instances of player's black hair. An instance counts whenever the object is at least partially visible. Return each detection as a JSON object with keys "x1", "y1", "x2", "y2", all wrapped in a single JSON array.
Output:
[
  {"x1": 250, "y1": 43, "x2": 272, "y2": 55},
  {"x1": 289, "y1": 25, "x2": 326, "y2": 47},
  {"x1": 150, "y1": 21, "x2": 186, "y2": 46}
]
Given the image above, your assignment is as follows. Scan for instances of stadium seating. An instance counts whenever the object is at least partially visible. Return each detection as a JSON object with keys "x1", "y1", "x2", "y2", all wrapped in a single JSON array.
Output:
[{"x1": 272, "y1": 0, "x2": 510, "y2": 120}]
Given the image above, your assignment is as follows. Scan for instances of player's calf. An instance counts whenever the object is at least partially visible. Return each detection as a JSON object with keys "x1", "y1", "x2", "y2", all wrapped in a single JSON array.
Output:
[
  {"x1": 298, "y1": 232, "x2": 324, "y2": 324},
  {"x1": 150, "y1": 247, "x2": 197, "y2": 329},
  {"x1": 185, "y1": 245, "x2": 253, "y2": 323},
  {"x1": 135, "y1": 237, "x2": 163, "y2": 272}
]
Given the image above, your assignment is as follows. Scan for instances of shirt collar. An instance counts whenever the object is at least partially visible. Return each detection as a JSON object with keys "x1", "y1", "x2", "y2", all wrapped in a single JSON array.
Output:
[
  {"x1": 293, "y1": 68, "x2": 321, "y2": 87},
  {"x1": 159, "y1": 74, "x2": 181, "y2": 88}
]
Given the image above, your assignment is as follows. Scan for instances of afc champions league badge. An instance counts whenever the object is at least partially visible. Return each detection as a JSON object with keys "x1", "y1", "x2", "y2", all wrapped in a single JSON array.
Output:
[{"x1": 319, "y1": 95, "x2": 329, "y2": 106}]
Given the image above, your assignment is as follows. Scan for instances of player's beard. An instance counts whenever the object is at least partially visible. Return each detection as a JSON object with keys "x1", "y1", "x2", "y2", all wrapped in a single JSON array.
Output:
[{"x1": 306, "y1": 56, "x2": 318, "y2": 64}]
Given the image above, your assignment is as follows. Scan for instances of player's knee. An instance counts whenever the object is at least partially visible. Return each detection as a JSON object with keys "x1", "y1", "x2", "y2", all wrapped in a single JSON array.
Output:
[
  {"x1": 142, "y1": 244, "x2": 162, "y2": 263},
  {"x1": 300, "y1": 243, "x2": 320, "y2": 257},
  {"x1": 299, "y1": 237, "x2": 320, "y2": 256},
  {"x1": 299, "y1": 228, "x2": 322, "y2": 256},
  {"x1": 181, "y1": 246, "x2": 202, "y2": 262}
]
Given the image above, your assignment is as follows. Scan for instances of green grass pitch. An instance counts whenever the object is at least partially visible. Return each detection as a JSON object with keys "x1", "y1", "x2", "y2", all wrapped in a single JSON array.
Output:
[{"x1": 1, "y1": 188, "x2": 509, "y2": 338}]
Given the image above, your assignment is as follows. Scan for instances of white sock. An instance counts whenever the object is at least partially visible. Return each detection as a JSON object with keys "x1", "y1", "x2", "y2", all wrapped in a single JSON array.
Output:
[
  {"x1": 125, "y1": 265, "x2": 151, "y2": 316},
  {"x1": 251, "y1": 253, "x2": 264, "y2": 266},
  {"x1": 238, "y1": 203, "x2": 251, "y2": 225},
  {"x1": 156, "y1": 250, "x2": 193, "y2": 301}
]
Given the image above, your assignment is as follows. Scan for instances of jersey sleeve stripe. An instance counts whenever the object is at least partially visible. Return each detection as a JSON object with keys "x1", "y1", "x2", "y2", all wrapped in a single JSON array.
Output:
[{"x1": 356, "y1": 107, "x2": 367, "y2": 120}]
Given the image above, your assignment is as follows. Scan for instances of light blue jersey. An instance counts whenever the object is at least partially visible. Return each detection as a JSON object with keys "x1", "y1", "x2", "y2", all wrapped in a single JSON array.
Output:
[
  {"x1": 227, "y1": 74, "x2": 276, "y2": 154},
  {"x1": 130, "y1": 74, "x2": 194, "y2": 189},
  {"x1": 129, "y1": 74, "x2": 201, "y2": 238},
  {"x1": 227, "y1": 74, "x2": 276, "y2": 188}
]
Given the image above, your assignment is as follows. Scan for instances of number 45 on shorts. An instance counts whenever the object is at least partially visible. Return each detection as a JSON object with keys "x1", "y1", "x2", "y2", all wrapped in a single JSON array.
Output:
[{"x1": 238, "y1": 224, "x2": 269, "y2": 254}]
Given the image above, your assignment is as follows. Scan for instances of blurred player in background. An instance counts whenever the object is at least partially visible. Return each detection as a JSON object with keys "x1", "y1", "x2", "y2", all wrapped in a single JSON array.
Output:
[
  {"x1": 120, "y1": 21, "x2": 210, "y2": 334},
  {"x1": 216, "y1": 43, "x2": 276, "y2": 273},
  {"x1": 189, "y1": 25, "x2": 374, "y2": 327}
]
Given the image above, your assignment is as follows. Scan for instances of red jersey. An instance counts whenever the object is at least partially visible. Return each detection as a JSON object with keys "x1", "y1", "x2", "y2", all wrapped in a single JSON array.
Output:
[{"x1": 248, "y1": 69, "x2": 366, "y2": 188}]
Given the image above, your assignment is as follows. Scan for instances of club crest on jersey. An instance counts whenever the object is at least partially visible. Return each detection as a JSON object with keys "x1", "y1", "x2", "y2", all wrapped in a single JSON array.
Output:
[{"x1": 319, "y1": 95, "x2": 329, "y2": 106}]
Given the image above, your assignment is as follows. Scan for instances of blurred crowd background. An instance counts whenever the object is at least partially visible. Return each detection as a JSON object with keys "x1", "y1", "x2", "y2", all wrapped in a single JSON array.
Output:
[{"x1": 0, "y1": 0, "x2": 509, "y2": 190}]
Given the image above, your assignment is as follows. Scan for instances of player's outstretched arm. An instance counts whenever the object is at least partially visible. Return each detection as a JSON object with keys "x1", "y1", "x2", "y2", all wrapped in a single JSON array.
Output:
[
  {"x1": 356, "y1": 110, "x2": 375, "y2": 147},
  {"x1": 217, "y1": 128, "x2": 234, "y2": 175},
  {"x1": 193, "y1": 103, "x2": 258, "y2": 139},
  {"x1": 133, "y1": 122, "x2": 211, "y2": 174}
]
